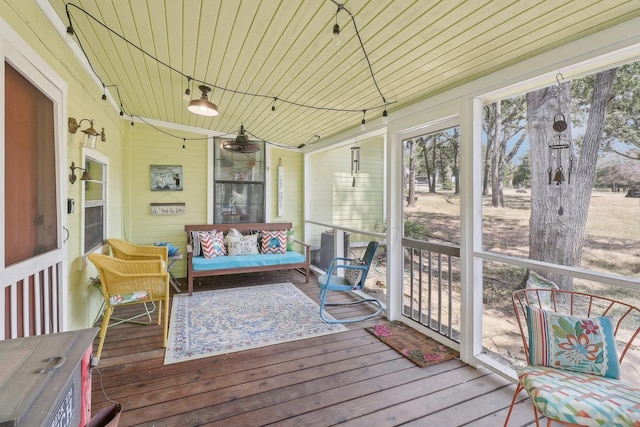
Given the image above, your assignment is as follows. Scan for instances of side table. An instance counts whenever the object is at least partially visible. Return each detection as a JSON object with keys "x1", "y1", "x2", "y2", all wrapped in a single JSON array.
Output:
[{"x1": 168, "y1": 253, "x2": 183, "y2": 292}]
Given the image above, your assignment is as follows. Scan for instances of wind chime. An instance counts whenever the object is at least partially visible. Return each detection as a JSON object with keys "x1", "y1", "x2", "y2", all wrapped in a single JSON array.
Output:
[
  {"x1": 351, "y1": 146, "x2": 360, "y2": 187},
  {"x1": 547, "y1": 73, "x2": 574, "y2": 215}
]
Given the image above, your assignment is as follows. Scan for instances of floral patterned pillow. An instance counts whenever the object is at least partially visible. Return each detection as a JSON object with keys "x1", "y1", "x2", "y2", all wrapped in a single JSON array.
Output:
[
  {"x1": 109, "y1": 290, "x2": 149, "y2": 306},
  {"x1": 525, "y1": 305, "x2": 620, "y2": 379}
]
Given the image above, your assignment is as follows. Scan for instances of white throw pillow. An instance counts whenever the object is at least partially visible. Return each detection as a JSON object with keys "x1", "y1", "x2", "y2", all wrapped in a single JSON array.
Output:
[{"x1": 226, "y1": 234, "x2": 259, "y2": 256}]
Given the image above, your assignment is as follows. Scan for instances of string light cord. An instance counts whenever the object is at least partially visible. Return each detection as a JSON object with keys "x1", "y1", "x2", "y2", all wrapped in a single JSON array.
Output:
[
  {"x1": 65, "y1": 3, "x2": 393, "y2": 115},
  {"x1": 129, "y1": 113, "x2": 306, "y2": 151},
  {"x1": 330, "y1": 0, "x2": 387, "y2": 106}
]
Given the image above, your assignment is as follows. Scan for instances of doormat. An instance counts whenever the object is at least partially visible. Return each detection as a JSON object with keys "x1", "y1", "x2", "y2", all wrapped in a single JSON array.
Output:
[
  {"x1": 366, "y1": 320, "x2": 459, "y2": 368},
  {"x1": 164, "y1": 282, "x2": 348, "y2": 364}
]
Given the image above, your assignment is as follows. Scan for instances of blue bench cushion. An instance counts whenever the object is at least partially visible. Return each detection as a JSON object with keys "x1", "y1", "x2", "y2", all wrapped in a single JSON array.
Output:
[{"x1": 192, "y1": 251, "x2": 305, "y2": 271}]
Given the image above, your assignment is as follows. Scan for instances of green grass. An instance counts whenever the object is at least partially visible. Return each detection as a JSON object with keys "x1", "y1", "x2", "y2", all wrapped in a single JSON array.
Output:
[{"x1": 406, "y1": 189, "x2": 640, "y2": 278}]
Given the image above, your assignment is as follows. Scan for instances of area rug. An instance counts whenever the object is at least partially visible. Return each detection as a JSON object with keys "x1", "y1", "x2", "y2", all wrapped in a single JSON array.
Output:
[
  {"x1": 366, "y1": 320, "x2": 459, "y2": 368},
  {"x1": 164, "y1": 282, "x2": 348, "y2": 364}
]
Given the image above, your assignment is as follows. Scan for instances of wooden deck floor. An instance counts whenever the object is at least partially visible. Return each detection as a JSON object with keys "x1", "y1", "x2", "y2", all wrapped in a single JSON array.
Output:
[{"x1": 91, "y1": 271, "x2": 537, "y2": 426}]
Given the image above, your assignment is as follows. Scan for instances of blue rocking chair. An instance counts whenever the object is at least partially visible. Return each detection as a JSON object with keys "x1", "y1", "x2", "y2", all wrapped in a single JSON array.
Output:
[{"x1": 318, "y1": 241, "x2": 384, "y2": 323}]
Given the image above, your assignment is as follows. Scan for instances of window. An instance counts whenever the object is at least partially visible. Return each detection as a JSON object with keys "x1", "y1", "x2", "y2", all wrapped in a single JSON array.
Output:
[
  {"x1": 213, "y1": 139, "x2": 265, "y2": 223},
  {"x1": 479, "y1": 60, "x2": 640, "y2": 376},
  {"x1": 480, "y1": 61, "x2": 640, "y2": 280},
  {"x1": 83, "y1": 152, "x2": 107, "y2": 254}
]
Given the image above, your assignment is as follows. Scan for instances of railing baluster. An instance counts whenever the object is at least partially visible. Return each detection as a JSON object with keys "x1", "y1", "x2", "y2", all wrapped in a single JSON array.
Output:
[{"x1": 418, "y1": 249, "x2": 423, "y2": 324}]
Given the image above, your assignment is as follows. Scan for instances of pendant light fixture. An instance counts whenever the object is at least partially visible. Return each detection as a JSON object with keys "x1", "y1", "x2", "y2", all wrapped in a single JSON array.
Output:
[{"x1": 187, "y1": 85, "x2": 219, "y2": 117}]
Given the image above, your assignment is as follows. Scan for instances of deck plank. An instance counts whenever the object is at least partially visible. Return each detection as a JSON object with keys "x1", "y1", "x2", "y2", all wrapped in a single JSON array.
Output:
[{"x1": 90, "y1": 271, "x2": 536, "y2": 426}]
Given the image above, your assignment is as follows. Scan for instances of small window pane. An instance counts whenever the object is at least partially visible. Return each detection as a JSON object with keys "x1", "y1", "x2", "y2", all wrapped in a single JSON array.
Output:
[
  {"x1": 83, "y1": 156, "x2": 106, "y2": 254},
  {"x1": 84, "y1": 205, "x2": 104, "y2": 252}
]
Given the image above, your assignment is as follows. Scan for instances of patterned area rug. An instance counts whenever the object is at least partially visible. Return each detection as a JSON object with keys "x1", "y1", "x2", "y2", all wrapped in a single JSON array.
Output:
[
  {"x1": 366, "y1": 320, "x2": 459, "y2": 368},
  {"x1": 164, "y1": 282, "x2": 348, "y2": 364}
]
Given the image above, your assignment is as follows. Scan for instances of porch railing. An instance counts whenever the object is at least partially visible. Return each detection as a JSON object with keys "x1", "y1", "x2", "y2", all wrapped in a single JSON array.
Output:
[
  {"x1": 1, "y1": 257, "x2": 64, "y2": 340},
  {"x1": 402, "y1": 237, "x2": 461, "y2": 342}
]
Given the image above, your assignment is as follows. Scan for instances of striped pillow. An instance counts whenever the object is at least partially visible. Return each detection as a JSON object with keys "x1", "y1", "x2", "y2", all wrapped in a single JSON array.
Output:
[
  {"x1": 525, "y1": 305, "x2": 620, "y2": 378},
  {"x1": 260, "y1": 230, "x2": 287, "y2": 254},
  {"x1": 190, "y1": 231, "x2": 203, "y2": 256}
]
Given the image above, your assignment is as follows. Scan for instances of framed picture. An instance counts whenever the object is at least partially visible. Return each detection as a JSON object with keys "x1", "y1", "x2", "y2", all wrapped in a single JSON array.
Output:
[{"x1": 150, "y1": 165, "x2": 183, "y2": 191}]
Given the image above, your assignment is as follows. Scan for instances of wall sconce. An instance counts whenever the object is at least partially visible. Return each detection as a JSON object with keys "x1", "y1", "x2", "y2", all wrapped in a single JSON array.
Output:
[
  {"x1": 69, "y1": 162, "x2": 92, "y2": 184},
  {"x1": 68, "y1": 118, "x2": 102, "y2": 149}
]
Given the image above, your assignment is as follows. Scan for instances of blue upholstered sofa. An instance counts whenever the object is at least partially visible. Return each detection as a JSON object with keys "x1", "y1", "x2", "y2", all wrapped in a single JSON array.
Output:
[{"x1": 184, "y1": 223, "x2": 310, "y2": 295}]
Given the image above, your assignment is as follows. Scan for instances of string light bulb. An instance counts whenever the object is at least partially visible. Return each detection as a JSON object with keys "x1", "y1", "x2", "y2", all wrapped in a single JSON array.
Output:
[
  {"x1": 271, "y1": 98, "x2": 277, "y2": 115},
  {"x1": 183, "y1": 77, "x2": 192, "y2": 102},
  {"x1": 382, "y1": 108, "x2": 388, "y2": 125},
  {"x1": 101, "y1": 86, "x2": 107, "y2": 101},
  {"x1": 360, "y1": 110, "x2": 366, "y2": 130},
  {"x1": 65, "y1": 26, "x2": 74, "y2": 43},
  {"x1": 333, "y1": 23, "x2": 341, "y2": 45},
  {"x1": 332, "y1": 6, "x2": 342, "y2": 46}
]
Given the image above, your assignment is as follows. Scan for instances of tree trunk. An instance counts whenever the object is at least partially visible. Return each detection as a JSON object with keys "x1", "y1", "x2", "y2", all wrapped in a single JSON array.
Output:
[
  {"x1": 407, "y1": 139, "x2": 416, "y2": 207},
  {"x1": 452, "y1": 128, "x2": 460, "y2": 195},
  {"x1": 528, "y1": 69, "x2": 617, "y2": 289},
  {"x1": 491, "y1": 102, "x2": 504, "y2": 207},
  {"x1": 483, "y1": 104, "x2": 495, "y2": 196},
  {"x1": 438, "y1": 149, "x2": 446, "y2": 189}
]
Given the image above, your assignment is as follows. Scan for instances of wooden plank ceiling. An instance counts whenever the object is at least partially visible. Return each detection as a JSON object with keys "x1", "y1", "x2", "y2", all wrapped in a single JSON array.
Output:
[{"x1": 47, "y1": 0, "x2": 640, "y2": 149}]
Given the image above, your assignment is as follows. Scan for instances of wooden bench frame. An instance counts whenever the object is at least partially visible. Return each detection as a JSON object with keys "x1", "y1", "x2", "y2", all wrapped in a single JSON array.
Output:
[{"x1": 185, "y1": 223, "x2": 310, "y2": 295}]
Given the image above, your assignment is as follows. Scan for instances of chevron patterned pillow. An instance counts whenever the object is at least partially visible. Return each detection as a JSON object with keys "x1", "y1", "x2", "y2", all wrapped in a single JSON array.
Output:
[
  {"x1": 260, "y1": 230, "x2": 287, "y2": 254},
  {"x1": 198, "y1": 230, "x2": 226, "y2": 258}
]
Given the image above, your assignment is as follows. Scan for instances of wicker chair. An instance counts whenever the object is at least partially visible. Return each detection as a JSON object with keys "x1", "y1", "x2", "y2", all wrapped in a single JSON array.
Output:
[
  {"x1": 107, "y1": 238, "x2": 168, "y2": 265},
  {"x1": 504, "y1": 288, "x2": 640, "y2": 427},
  {"x1": 87, "y1": 254, "x2": 170, "y2": 360}
]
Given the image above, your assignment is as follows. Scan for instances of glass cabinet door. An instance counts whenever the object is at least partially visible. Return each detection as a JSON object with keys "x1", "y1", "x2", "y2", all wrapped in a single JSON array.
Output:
[
  {"x1": 214, "y1": 182, "x2": 264, "y2": 223},
  {"x1": 213, "y1": 139, "x2": 265, "y2": 223}
]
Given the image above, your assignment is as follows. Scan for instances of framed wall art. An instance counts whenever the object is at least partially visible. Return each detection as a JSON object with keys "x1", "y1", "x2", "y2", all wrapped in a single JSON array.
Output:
[{"x1": 150, "y1": 165, "x2": 183, "y2": 191}]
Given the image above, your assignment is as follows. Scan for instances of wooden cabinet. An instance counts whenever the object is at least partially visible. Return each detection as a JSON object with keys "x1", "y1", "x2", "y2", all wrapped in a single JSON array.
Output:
[
  {"x1": 213, "y1": 139, "x2": 265, "y2": 223},
  {"x1": 0, "y1": 328, "x2": 98, "y2": 426}
]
